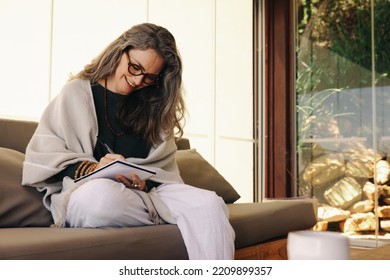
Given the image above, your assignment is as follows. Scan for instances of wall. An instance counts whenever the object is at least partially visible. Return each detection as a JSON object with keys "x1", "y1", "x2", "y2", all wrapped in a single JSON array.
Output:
[{"x1": 0, "y1": 0, "x2": 255, "y2": 202}]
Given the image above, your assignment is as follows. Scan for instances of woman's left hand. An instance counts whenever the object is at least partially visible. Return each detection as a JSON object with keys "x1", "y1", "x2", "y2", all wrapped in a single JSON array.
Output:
[{"x1": 116, "y1": 173, "x2": 147, "y2": 191}]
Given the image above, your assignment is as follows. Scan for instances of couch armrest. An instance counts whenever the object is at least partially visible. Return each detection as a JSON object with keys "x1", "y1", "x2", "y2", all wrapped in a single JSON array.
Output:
[{"x1": 0, "y1": 118, "x2": 38, "y2": 153}]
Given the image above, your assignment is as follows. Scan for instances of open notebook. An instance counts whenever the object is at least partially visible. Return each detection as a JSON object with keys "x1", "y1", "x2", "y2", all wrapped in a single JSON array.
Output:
[{"x1": 74, "y1": 159, "x2": 156, "y2": 183}]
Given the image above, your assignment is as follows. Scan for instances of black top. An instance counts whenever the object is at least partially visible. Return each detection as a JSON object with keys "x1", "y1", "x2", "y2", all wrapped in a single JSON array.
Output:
[{"x1": 54, "y1": 83, "x2": 150, "y2": 180}]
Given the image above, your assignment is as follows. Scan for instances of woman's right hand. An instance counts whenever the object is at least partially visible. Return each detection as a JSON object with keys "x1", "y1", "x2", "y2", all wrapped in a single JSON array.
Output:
[{"x1": 96, "y1": 153, "x2": 125, "y2": 170}]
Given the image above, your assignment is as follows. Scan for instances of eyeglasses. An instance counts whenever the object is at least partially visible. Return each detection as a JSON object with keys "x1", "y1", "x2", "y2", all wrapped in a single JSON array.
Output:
[{"x1": 125, "y1": 52, "x2": 161, "y2": 86}]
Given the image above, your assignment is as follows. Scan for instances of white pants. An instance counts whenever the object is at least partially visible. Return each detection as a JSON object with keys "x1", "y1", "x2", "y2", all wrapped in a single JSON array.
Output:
[{"x1": 65, "y1": 179, "x2": 235, "y2": 260}]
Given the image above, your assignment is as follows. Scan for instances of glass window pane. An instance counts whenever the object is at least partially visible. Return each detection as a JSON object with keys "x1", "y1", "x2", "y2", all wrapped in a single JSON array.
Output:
[{"x1": 295, "y1": 0, "x2": 390, "y2": 245}]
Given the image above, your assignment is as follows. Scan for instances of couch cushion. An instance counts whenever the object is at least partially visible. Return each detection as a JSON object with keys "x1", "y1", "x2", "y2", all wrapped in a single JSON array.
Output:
[
  {"x1": 228, "y1": 200, "x2": 317, "y2": 249},
  {"x1": 175, "y1": 149, "x2": 240, "y2": 203},
  {"x1": 0, "y1": 118, "x2": 38, "y2": 153},
  {"x1": 0, "y1": 148, "x2": 53, "y2": 227},
  {"x1": 175, "y1": 137, "x2": 191, "y2": 150},
  {"x1": 0, "y1": 225, "x2": 188, "y2": 260}
]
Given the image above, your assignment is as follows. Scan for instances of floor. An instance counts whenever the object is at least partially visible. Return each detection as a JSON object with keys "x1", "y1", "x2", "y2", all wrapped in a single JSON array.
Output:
[
  {"x1": 350, "y1": 246, "x2": 371, "y2": 258},
  {"x1": 235, "y1": 239, "x2": 390, "y2": 260},
  {"x1": 351, "y1": 244, "x2": 390, "y2": 260}
]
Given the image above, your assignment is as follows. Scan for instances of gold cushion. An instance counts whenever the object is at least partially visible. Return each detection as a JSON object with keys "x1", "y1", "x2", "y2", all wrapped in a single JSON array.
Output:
[{"x1": 175, "y1": 149, "x2": 240, "y2": 203}]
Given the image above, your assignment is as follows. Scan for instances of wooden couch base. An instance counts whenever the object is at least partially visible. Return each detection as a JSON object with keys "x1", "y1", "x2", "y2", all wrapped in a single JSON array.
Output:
[{"x1": 235, "y1": 238, "x2": 287, "y2": 260}]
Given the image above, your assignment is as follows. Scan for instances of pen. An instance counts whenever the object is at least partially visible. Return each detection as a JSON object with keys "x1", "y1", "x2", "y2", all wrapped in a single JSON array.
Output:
[{"x1": 97, "y1": 137, "x2": 115, "y2": 154}]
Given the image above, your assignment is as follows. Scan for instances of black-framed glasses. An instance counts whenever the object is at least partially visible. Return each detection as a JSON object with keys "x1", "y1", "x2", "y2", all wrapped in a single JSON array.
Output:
[{"x1": 125, "y1": 52, "x2": 161, "y2": 86}]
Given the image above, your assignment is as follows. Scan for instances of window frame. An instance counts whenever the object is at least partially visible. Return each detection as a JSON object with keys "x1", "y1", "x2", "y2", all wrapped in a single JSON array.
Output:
[{"x1": 264, "y1": 0, "x2": 295, "y2": 198}]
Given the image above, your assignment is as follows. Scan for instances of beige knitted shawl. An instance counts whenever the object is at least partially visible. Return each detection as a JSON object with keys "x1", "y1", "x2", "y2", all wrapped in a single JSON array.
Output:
[{"x1": 22, "y1": 79, "x2": 183, "y2": 219}]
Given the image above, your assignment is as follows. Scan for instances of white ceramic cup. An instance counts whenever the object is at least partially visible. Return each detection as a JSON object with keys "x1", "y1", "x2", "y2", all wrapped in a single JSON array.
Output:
[{"x1": 287, "y1": 230, "x2": 350, "y2": 260}]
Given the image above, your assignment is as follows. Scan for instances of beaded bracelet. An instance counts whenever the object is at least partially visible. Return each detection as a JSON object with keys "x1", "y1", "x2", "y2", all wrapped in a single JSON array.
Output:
[
  {"x1": 85, "y1": 163, "x2": 97, "y2": 175},
  {"x1": 80, "y1": 161, "x2": 91, "y2": 177},
  {"x1": 74, "y1": 161, "x2": 99, "y2": 179},
  {"x1": 75, "y1": 161, "x2": 88, "y2": 179}
]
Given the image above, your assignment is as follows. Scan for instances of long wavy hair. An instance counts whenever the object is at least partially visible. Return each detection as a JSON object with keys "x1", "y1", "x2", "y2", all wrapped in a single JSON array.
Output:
[{"x1": 71, "y1": 23, "x2": 186, "y2": 146}]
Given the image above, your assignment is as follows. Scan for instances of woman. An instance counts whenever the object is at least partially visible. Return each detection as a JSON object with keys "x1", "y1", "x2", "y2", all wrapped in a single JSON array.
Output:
[{"x1": 22, "y1": 23, "x2": 235, "y2": 260}]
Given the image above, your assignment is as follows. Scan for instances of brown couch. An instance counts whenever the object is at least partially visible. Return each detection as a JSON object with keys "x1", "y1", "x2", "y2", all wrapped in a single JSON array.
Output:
[{"x1": 0, "y1": 118, "x2": 317, "y2": 259}]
